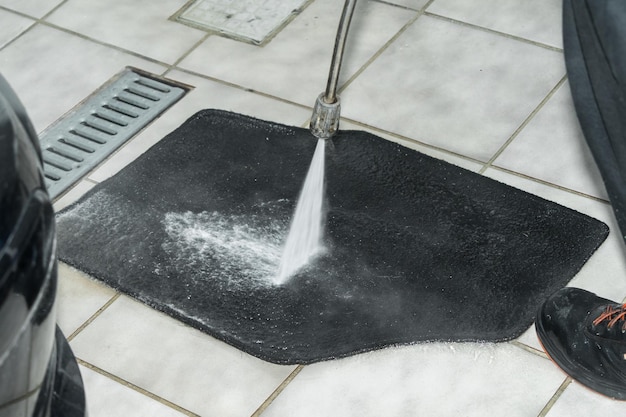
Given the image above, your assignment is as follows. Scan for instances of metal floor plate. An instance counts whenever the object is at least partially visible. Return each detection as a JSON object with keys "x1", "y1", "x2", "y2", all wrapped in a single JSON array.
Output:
[
  {"x1": 40, "y1": 68, "x2": 188, "y2": 199},
  {"x1": 175, "y1": 0, "x2": 309, "y2": 45}
]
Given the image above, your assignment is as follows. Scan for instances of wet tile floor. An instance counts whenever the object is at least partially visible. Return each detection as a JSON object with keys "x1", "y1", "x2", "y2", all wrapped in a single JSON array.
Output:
[{"x1": 2, "y1": 0, "x2": 626, "y2": 415}]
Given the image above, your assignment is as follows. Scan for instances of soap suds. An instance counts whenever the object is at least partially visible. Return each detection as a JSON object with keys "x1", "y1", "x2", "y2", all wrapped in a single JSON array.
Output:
[{"x1": 161, "y1": 208, "x2": 287, "y2": 287}]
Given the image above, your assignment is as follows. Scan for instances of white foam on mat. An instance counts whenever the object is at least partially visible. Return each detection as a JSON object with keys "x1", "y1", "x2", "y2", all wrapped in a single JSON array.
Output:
[{"x1": 161, "y1": 208, "x2": 287, "y2": 287}]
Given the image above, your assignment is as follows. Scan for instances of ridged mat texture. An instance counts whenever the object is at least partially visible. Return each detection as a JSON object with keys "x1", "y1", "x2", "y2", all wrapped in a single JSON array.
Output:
[{"x1": 56, "y1": 110, "x2": 609, "y2": 364}]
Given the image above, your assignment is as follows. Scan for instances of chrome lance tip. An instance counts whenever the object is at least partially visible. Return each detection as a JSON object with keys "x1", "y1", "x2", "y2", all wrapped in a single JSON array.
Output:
[
  {"x1": 309, "y1": 0, "x2": 356, "y2": 140},
  {"x1": 310, "y1": 93, "x2": 341, "y2": 140}
]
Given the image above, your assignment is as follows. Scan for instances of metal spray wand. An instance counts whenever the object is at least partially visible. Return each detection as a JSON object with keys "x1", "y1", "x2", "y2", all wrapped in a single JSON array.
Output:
[{"x1": 309, "y1": 0, "x2": 358, "y2": 140}]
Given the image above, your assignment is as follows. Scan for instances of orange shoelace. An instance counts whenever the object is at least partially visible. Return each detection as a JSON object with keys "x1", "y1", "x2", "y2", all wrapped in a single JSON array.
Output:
[{"x1": 592, "y1": 304, "x2": 626, "y2": 330}]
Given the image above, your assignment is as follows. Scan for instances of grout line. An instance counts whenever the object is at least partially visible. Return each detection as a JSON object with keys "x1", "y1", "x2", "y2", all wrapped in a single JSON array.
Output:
[
  {"x1": 370, "y1": 0, "x2": 421, "y2": 11},
  {"x1": 162, "y1": 32, "x2": 212, "y2": 78},
  {"x1": 510, "y1": 340, "x2": 549, "y2": 360},
  {"x1": 0, "y1": 0, "x2": 90, "y2": 55},
  {"x1": 165, "y1": 66, "x2": 314, "y2": 111},
  {"x1": 0, "y1": 9, "x2": 39, "y2": 53},
  {"x1": 77, "y1": 359, "x2": 200, "y2": 417},
  {"x1": 0, "y1": 5, "x2": 35, "y2": 18},
  {"x1": 423, "y1": 12, "x2": 564, "y2": 53},
  {"x1": 479, "y1": 75, "x2": 568, "y2": 175},
  {"x1": 536, "y1": 377, "x2": 572, "y2": 417},
  {"x1": 337, "y1": 0, "x2": 435, "y2": 97},
  {"x1": 300, "y1": 115, "x2": 311, "y2": 130},
  {"x1": 52, "y1": 177, "x2": 99, "y2": 204},
  {"x1": 37, "y1": 20, "x2": 172, "y2": 67},
  {"x1": 250, "y1": 365, "x2": 305, "y2": 417},
  {"x1": 67, "y1": 293, "x2": 121, "y2": 342},
  {"x1": 40, "y1": 0, "x2": 70, "y2": 20},
  {"x1": 1, "y1": 4, "x2": 197, "y2": 75},
  {"x1": 485, "y1": 165, "x2": 611, "y2": 205},
  {"x1": 340, "y1": 116, "x2": 487, "y2": 165}
]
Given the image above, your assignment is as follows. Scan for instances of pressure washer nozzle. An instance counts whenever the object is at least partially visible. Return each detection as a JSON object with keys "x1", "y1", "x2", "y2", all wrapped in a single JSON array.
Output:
[{"x1": 310, "y1": 93, "x2": 341, "y2": 140}]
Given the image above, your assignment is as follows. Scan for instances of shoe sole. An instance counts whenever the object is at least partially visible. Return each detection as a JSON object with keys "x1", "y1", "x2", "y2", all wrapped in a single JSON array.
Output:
[{"x1": 536, "y1": 315, "x2": 626, "y2": 401}]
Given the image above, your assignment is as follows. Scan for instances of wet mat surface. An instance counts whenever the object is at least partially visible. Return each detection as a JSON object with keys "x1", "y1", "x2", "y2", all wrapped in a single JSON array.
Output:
[{"x1": 56, "y1": 109, "x2": 609, "y2": 364}]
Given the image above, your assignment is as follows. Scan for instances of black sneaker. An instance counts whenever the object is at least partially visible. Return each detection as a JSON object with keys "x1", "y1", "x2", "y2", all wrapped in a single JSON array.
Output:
[{"x1": 536, "y1": 287, "x2": 626, "y2": 400}]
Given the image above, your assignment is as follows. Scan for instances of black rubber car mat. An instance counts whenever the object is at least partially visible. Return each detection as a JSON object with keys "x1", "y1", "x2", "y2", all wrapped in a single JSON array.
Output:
[
  {"x1": 563, "y1": 0, "x2": 626, "y2": 242},
  {"x1": 55, "y1": 109, "x2": 609, "y2": 364}
]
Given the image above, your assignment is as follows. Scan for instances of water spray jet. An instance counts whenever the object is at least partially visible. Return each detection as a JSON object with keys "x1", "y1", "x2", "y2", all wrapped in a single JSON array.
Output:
[{"x1": 276, "y1": 0, "x2": 358, "y2": 284}]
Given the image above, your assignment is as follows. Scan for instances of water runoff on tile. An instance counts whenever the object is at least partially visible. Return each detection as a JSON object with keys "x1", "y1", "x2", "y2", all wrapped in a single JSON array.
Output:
[{"x1": 274, "y1": 0, "x2": 357, "y2": 285}]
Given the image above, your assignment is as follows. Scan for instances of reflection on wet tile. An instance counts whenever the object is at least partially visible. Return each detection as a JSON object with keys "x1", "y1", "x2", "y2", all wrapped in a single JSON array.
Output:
[
  {"x1": 427, "y1": 0, "x2": 563, "y2": 48},
  {"x1": 70, "y1": 295, "x2": 295, "y2": 417},
  {"x1": 341, "y1": 15, "x2": 565, "y2": 161},
  {"x1": 263, "y1": 343, "x2": 565, "y2": 417}
]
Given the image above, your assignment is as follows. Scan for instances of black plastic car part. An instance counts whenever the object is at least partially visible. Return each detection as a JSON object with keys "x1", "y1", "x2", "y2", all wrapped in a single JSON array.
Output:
[{"x1": 0, "y1": 74, "x2": 86, "y2": 417}]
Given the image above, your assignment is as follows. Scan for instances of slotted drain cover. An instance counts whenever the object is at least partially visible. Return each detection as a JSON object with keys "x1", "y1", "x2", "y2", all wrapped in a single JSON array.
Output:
[
  {"x1": 174, "y1": 0, "x2": 309, "y2": 45},
  {"x1": 40, "y1": 68, "x2": 188, "y2": 199}
]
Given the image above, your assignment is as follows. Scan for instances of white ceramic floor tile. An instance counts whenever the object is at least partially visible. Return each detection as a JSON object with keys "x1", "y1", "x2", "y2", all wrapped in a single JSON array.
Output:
[
  {"x1": 494, "y1": 82, "x2": 608, "y2": 200},
  {"x1": 341, "y1": 15, "x2": 565, "y2": 161},
  {"x1": 79, "y1": 366, "x2": 187, "y2": 417},
  {"x1": 0, "y1": 24, "x2": 166, "y2": 133},
  {"x1": 0, "y1": 9, "x2": 35, "y2": 48},
  {"x1": 566, "y1": 233, "x2": 626, "y2": 303},
  {"x1": 53, "y1": 180, "x2": 97, "y2": 211},
  {"x1": 56, "y1": 262, "x2": 117, "y2": 337},
  {"x1": 0, "y1": 0, "x2": 62, "y2": 18},
  {"x1": 70, "y1": 295, "x2": 295, "y2": 417},
  {"x1": 178, "y1": 0, "x2": 417, "y2": 106},
  {"x1": 483, "y1": 168, "x2": 626, "y2": 302},
  {"x1": 384, "y1": 0, "x2": 429, "y2": 9},
  {"x1": 88, "y1": 69, "x2": 313, "y2": 183},
  {"x1": 45, "y1": 0, "x2": 206, "y2": 64},
  {"x1": 545, "y1": 381, "x2": 626, "y2": 416},
  {"x1": 263, "y1": 343, "x2": 565, "y2": 417},
  {"x1": 427, "y1": 0, "x2": 563, "y2": 48},
  {"x1": 515, "y1": 326, "x2": 544, "y2": 352}
]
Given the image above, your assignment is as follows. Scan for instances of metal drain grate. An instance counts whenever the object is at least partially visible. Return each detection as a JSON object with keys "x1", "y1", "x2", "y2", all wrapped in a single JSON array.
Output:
[{"x1": 39, "y1": 68, "x2": 188, "y2": 199}]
